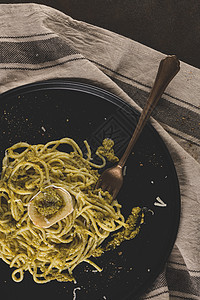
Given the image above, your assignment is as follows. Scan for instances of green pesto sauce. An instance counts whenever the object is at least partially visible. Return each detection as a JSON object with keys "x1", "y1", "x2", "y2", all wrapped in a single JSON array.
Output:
[
  {"x1": 92, "y1": 207, "x2": 144, "y2": 257},
  {"x1": 97, "y1": 138, "x2": 119, "y2": 163},
  {"x1": 34, "y1": 188, "x2": 63, "y2": 218}
]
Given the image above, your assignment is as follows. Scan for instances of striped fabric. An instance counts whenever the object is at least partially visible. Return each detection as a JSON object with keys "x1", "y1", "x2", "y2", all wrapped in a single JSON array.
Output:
[{"x1": 0, "y1": 4, "x2": 199, "y2": 300}]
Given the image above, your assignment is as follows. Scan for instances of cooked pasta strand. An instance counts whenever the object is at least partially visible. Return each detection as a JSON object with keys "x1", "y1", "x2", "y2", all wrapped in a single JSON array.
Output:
[{"x1": 0, "y1": 137, "x2": 142, "y2": 283}]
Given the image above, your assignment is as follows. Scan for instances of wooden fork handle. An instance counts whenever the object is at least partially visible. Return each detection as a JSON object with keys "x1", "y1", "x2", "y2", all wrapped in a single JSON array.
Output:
[{"x1": 118, "y1": 55, "x2": 180, "y2": 168}]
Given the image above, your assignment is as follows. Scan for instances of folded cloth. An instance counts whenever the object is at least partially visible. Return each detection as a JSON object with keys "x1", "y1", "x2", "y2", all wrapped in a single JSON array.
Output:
[{"x1": 0, "y1": 3, "x2": 199, "y2": 300}]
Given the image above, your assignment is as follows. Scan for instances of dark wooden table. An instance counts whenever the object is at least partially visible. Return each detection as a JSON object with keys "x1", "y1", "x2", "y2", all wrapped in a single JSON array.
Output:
[{"x1": 1, "y1": 0, "x2": 199, "y2": 69}]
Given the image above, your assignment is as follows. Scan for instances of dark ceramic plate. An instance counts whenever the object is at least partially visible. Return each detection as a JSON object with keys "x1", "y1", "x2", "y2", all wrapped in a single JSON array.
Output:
[{"x1": 0, "y1": 80, "x2": 180, "y2": 300}]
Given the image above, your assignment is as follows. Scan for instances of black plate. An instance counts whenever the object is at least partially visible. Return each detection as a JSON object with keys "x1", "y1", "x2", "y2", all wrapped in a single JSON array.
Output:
[{"x1": 0, "y1": 80, "x2": 180, "y2": 300}]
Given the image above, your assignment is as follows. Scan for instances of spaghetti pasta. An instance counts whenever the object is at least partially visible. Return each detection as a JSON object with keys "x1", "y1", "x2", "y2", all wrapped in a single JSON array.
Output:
[{"x1": 0, "y1": 137, "x2": 142, "y2": 283}]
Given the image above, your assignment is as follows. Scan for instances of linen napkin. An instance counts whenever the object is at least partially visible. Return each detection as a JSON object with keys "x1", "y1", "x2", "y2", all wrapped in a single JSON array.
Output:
[{"x1": 0, "y1": 4, "x2": 199, "y2": 300}]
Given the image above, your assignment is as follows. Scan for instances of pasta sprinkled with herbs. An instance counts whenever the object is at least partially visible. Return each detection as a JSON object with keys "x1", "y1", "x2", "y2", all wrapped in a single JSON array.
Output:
[{"x1": 0, "y1": 137, "x2": 143, "y2": 283}]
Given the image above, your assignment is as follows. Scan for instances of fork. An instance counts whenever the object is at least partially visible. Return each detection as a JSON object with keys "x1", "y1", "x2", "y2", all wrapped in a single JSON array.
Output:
[{"x1": 97, "y1": 55, "x2": 180, "y2": 199}]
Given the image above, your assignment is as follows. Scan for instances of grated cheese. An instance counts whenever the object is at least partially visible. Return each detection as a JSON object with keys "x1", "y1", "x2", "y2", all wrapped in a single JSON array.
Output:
[
  {"x1": 154, "y1": 196, "x2": 167, "y2": 207},
  {"x1": 72, "y1": 287, "x2": 81, "y2": 300}
]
